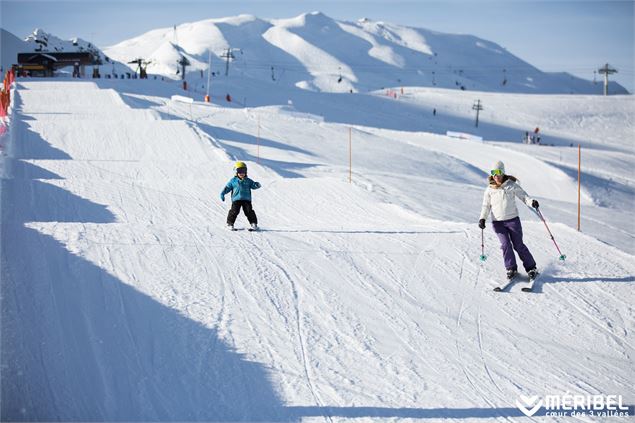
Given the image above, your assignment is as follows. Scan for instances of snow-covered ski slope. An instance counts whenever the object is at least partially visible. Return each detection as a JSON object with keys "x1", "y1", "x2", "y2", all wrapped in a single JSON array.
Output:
[{"x1": 1, "y1": 79, "x2": 634, "y2": 421}]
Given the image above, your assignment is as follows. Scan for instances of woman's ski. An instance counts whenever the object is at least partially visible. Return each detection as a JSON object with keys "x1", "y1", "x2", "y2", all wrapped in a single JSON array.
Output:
[
  {"x1": 493, "y1": 274, "x2": 519, "y2": 292},
  {"x1": 521, "y1": 272, "x2": 540, "y2": 292},
  {"x1": 494, "y1": 272, "x2": 540, "y2": 292}
]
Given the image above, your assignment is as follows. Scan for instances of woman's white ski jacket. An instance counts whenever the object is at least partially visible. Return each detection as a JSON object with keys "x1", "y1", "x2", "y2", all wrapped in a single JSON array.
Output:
[{"x1": 480, "y1": 176, "x2": 535, "y2": 222}]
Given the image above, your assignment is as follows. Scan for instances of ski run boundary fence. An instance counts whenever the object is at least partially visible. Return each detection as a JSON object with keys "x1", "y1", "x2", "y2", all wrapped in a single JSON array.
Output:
[{"x1": 0, "y1": 69, "x2": 16, "y2": 139}]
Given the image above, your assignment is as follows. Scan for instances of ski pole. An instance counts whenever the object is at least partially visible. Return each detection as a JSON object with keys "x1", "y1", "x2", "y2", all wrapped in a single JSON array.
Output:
[
  {"x1": 535, "y1": 207, "x2": 566, "y2": 261},
  {"x1": 479, "y1": 228, "x2": 487, "y2": 261}
]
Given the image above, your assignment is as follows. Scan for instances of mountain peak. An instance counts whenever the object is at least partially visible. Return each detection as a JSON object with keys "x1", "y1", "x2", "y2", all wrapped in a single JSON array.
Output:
[{"x1": 280, "y1": 11, "x2": 336, "y2": 27}]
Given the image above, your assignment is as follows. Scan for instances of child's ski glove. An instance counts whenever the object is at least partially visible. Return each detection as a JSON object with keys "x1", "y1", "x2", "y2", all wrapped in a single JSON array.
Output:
[{"x1": 220, "y1": 193, "x2": 225, "y2": 202}]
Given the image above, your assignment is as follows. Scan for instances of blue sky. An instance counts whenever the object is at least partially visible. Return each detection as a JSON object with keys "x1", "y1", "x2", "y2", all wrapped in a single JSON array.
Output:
[{"x1": 1, "y1": 0, "x2": 633, "y2": 92}]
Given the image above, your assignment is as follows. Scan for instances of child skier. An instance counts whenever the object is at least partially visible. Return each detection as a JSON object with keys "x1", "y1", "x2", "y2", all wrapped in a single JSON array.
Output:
[
  {"x1": 220, "y1": 161, "x2": 261, "y2": 231},
  {"x1": 479, "y1": 161, "x2": 539, "y2": 281}
]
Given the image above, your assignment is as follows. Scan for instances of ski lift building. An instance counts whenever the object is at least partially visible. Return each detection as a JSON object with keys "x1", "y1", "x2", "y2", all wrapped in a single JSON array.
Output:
[{"x1": 16, "y1": 51, "x2": 95, "y2": 77}]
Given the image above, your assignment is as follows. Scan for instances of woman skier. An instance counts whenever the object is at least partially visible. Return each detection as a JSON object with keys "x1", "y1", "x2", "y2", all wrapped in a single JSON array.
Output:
[
  {"x1": 479, "y1": 161, "x2": 539, "y2": 281},
  {"x1": 220, "y1": 161, "x2": 261, "y2": 231}
]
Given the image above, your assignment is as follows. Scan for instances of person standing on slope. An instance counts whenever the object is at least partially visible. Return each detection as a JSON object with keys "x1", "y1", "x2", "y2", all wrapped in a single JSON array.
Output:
[
  {"x1": 479, "y1": 161, "x2": 539, "y2": 280},
  {"x1": 220, "y1": 161, "x2": 261, "y2": 231}
]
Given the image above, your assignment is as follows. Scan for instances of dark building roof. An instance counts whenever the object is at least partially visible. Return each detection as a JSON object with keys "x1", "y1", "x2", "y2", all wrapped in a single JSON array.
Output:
[{"x1": 17, "y1": 51, "x2": 95, "y2": 68}]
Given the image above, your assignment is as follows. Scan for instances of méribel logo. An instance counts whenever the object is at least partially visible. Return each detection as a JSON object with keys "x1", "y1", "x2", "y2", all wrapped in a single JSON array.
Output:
[{"x1": 516, "y1": 395, "x2": 543, "y2": 417}]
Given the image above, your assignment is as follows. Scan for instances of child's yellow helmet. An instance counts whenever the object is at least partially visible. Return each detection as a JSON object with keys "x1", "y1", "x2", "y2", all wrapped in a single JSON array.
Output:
[{"x1": 234, "y1": 161, "x2": 247, "y2": 173}]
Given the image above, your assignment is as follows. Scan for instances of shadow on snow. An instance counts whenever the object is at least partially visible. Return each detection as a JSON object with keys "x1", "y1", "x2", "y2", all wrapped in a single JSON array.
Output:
[
  {"x1": 530, "y1": 275, "x2": 635, "y2": 294},
  {"x1": 1, "y1": 154, "x2": 287, "y2": 421}
]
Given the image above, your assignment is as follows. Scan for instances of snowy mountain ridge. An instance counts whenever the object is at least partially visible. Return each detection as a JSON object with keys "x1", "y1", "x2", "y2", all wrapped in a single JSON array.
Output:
[
  {"x1": 0, "y1": 28, "x2": 133, "y2": 75},
  {"x1": 104, "y1": 11, "x2": 628, "y2": 94},
  {"x1": 24, "y1": 28, "x2": 100, "y2": 56}
]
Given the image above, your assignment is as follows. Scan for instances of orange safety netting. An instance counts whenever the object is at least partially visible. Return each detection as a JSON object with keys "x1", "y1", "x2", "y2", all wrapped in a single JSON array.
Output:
[{"x1": 0, "y1": 69, "x2": 15, "y2": 118}]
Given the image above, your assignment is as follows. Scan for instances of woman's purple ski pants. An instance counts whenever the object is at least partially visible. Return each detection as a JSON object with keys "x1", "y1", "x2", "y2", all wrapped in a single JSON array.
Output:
[{"x1": 492, "y1": 216, "x2": 536, "y2": 272}]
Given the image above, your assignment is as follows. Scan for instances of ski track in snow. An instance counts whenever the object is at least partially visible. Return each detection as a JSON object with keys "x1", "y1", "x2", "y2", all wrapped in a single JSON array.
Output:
[
  {"x1": 453, "y1": 252, "x2": 509, "y2": 414},
  {"x1": 255, "y1": 235, "x2": 335, "y2": 423}
]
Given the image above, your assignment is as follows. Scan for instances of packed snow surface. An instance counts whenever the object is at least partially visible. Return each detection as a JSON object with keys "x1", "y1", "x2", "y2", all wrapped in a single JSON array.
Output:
[{"x1": 1, "y1": 76, "x2": 633, "y2": 422}]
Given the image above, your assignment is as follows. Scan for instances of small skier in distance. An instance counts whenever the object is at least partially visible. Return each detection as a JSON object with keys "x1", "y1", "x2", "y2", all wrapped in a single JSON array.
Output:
[
  {"x1": 220, "y1": 161, "x2": 261, "y2": 231},
  {"x1": 478, "y1": 161, "x2": 539, "y2": 281}
]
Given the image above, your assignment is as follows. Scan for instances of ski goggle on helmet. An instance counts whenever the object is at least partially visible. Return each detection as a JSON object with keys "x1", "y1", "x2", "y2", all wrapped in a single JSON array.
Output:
[
  {"x1": 234, "y1": 161, "x2": 247, "y2": 175},
  {"x1": 490, "y1": 160, "x2": 505, "y2": 176}
]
